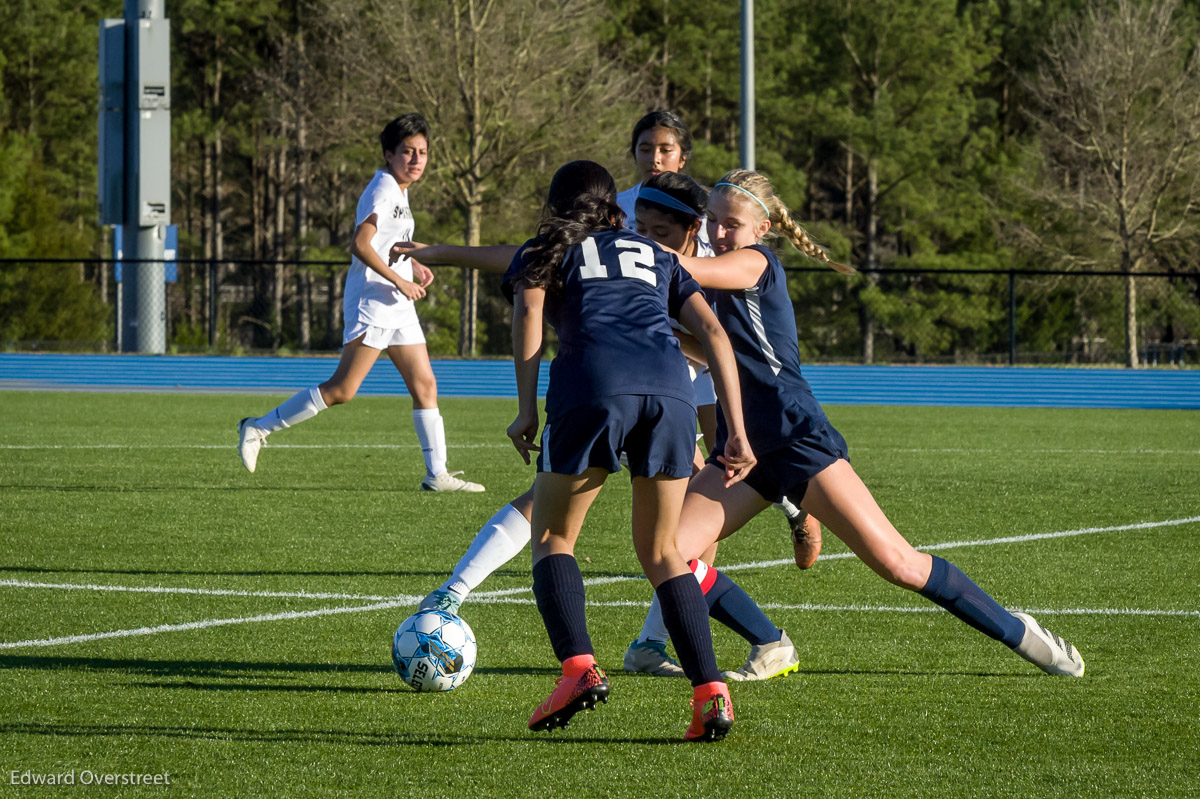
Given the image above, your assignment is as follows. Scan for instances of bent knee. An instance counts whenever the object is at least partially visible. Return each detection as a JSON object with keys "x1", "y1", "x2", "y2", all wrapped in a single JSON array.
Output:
[
  {"x1": 876, "y1": 552, "x2": 928, "y2": 591},
  {"x1": 319, "y1": 384, "x2": 355, "y2": 406}
]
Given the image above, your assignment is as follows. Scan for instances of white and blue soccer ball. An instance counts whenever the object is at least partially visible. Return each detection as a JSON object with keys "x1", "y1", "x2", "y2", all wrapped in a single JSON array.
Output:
[{"x1": 391, "y1": 609, "x2": 477, "y2": 692}]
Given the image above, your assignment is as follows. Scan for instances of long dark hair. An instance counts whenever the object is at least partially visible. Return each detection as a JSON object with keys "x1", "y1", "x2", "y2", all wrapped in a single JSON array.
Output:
[{"x1": 519, "y1": 160, "x2": 623, "y2": 292}]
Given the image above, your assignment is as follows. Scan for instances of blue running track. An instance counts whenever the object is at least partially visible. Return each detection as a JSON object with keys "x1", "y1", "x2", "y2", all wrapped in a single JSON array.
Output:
[{"x1": 0, "y1": 353, "x2": 1197, "y2": 409}]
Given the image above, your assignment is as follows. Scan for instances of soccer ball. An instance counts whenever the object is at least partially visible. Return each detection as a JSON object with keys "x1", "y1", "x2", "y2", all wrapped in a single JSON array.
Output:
[{"x1": 391, "y1": 609, "x2": 477, "y2": 692}]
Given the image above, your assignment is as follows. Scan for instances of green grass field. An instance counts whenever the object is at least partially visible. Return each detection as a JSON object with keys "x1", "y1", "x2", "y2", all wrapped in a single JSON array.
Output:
[{"x1": 2, "y1": 392, "x2": 1198, "y2": 797}]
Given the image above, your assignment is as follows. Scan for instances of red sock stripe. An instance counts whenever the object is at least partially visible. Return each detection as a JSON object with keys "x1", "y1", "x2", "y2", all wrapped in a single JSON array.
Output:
[{"x1": 687, "y1": 559, "x2": 719, "y2": 595}]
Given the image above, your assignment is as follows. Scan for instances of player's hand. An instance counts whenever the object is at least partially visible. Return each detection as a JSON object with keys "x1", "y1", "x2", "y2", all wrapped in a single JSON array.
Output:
[
  {"x1": 394, "y1": 278, "x2": 426, "y2": 301},
  {"x1": 390, "y1": 240, "x2": 426, "y2": 265},
  {"x1": 716, "y1": 432, "x2": 756, "y2": 487},
  {"x1": 507, "y1": 412, "x2": 542, "y2": 465},
  {"x1": 412, "y1": 260, "x2": 435, "y2": 288}
]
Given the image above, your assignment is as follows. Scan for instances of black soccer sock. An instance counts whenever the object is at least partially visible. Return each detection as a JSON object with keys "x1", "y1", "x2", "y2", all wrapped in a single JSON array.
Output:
[
  {"x1": 656, "y1": 573, "x2": 722, "y2": 687},
  {"x1": 698, "y1": 562, "x2": 781, "y2": 646},
  {"x1": 918, "y1": 555, "x2": 1025, "y2": 646},
  {"x1": 531, "y1": 553, "x2": 593, "y2": 663}
]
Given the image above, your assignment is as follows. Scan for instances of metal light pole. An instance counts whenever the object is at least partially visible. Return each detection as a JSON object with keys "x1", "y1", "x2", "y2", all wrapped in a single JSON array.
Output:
[
  {"x1": 740, "y1": 0, "x2": 755, "y2": 171},
  {"x1": 100, "y1": 0, "x2": 171, "y2": 352}
]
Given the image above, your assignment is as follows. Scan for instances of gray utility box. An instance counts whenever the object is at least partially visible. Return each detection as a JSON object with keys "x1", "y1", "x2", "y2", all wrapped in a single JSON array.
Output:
[{"x1": 98, "y1": 15, "x2": 171, "y2": 228}]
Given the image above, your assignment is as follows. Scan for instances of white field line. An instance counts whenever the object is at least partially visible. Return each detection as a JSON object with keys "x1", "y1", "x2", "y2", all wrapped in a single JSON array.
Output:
[
  {"x1": 3, "y1": 515, "x2": 1198, "y2": 649},
  {"x1": 0, "y1": 600, "x2": 409, "y2": 650},
  {"x1": 4, "y1": 443, "x2": 1200, "y2": 456}
]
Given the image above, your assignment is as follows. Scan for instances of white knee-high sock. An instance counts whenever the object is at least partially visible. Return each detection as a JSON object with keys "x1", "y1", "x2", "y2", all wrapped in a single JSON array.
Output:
[
  {"x1": 412, "y1": 408, "x2": 447, "y2": 478},
  {"x1": 256, "y1": 386, "x2": 327, "y2": 433},
  {"x1": 440, "y1": 503, "x2": 532, "y2": 598}
]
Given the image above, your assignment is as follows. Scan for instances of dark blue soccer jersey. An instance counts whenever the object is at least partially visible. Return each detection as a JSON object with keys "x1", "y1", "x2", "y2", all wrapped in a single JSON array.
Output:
[
  {"x1": 503, "y1": 228, "x2": 701, "y2": 418},
  {"x1": 708, "y1": 244, "x2": 828, "y2": 452}
]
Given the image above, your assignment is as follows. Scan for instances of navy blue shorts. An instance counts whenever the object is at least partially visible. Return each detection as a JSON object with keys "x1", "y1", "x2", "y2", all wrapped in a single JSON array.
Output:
[
  {"x1": 707, "y1": 418, "x2": 849, "y2": 504},
  {"x1": 539, "y1": 395, "x2": 696, "y2": 479}
]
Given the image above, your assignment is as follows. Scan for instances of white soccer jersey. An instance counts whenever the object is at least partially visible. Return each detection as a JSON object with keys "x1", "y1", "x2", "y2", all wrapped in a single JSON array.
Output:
[
  {"x1": 618, "y1": 182, "x2": 712, "y2": 249},
  {"x1": 343, "y1": 170, "x2": 418, "y2": 330}
]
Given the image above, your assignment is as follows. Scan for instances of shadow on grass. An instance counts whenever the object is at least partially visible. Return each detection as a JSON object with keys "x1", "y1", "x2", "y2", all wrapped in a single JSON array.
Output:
[
  {"x1": 2, "y1": 721, "x2": 679, "y2": 747},
  {"x1": 0, "y1": 654, "x2": 559, "y2": 679},
  {"x1": 0, "y1": 721, "x2": 502, "y2": 747}
]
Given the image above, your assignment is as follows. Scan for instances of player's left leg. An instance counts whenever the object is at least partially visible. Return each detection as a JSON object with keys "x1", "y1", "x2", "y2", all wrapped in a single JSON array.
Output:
[
  {"x1": 627, "y1": 465, "x2": 797, "y2": 681},
  {"x1": 527, "y1": 469, "x2": 611, "y2": 731},
  {"x1": 386, "y1": 342, "x2": 483, "y2": 492},
  {"x1": 629, "y1": 473, "x2": 732, "y2": 741},
  {"x1": 625, "y1": 536, "x2": 719, "y2": 677},
  {"x1": 802, "y1": 458, "x2": 1084, "y2": 676}
]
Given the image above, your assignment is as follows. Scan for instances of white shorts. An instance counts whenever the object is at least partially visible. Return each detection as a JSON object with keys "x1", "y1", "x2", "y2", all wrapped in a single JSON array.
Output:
[
  {"x1": 344, "y1": 317, "x2": 426, "y2": 348},
  {"x1": 689, "y1": 364, "x2": 716, "y2": 406}
]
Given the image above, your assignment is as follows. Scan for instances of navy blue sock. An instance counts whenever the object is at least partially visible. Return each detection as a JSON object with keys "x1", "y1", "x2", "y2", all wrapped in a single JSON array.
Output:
[
  {"x1": 918, "y1": 556, "x2": 1025, "y2": 646},
  {"x1": 531, "y1": 554, "x2": 593, "y2": 662},
  {"x1": 656, "y1": 574, "x2": 722, "y2": 686},
  {"x1": 697, "y1": 562, "x2": 781, "y2": 646}
]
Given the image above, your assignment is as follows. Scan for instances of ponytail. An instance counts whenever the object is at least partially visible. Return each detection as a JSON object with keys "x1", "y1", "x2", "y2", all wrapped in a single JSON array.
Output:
[{"x1": 713, "y1": 170, "x2": 856, "y2": 275}]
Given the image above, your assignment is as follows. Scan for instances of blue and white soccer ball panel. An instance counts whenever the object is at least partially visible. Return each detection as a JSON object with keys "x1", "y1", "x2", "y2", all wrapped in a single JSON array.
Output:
[{"x1": 392, "y1": 609, "x2": 477, "y2": 692}]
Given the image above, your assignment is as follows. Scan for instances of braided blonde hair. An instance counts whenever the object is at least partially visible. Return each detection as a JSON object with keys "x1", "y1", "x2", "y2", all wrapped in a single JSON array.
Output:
[{"x1": 713, "y1": 170, "x2": 856, "y2": 274}]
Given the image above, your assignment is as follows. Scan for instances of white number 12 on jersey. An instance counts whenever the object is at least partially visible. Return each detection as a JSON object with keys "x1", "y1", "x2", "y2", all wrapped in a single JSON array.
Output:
[{"x1": 580, "y1": 237, "x2": 657, "y2": 286}]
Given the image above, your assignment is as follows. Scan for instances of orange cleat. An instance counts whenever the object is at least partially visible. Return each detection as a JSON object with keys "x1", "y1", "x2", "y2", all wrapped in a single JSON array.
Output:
[
  {"x1": 685, "y1": 680, "x2": 734, "y2": 742},
  {"x1": 790, "y1": 511, "x2": 822, "y2": 570},
  {"x1": 528, "y1": 656, "x2": 610, "y2": 732}
]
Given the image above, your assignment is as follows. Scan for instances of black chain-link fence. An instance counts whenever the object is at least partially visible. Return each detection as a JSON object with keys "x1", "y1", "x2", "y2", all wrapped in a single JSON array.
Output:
[{"x1": 3, "y1": 258, "x2": 1198, "y2": 367}]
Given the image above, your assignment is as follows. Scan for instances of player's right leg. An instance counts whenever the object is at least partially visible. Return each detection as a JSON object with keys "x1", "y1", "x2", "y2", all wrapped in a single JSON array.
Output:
[
  {"x1": 527, "y1": 469, "x2": 611, "y2": 732},
  {"x1": 237, "y1": 333, "x2": 379, "y2": 473},
  {"x1": 387, "y1": 340, "x2": 483, "y2": 492},
  {"x1": 420, "y1": 488, "x2": 535, "y2": 614}
]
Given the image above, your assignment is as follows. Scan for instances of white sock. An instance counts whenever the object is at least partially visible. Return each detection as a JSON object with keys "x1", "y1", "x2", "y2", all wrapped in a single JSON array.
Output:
[
  {"x1": 775, "y1": 496, "x2": 803, "y2": 520},
  {"x1": 256, "y1": 386, "x2": 327, "y2": 433},
  {"x1": 638, "y1": 560, "x2": 710, "y2": 644},
  {"x1": 412, "y1": 408, "x2": 447, "y2": 478},
  {"x1": 637, "y1": 595, "x2": 671, "y2": 644},
  {"x1": 440, "y1": 503, "x2": 532, "y2": 598}
]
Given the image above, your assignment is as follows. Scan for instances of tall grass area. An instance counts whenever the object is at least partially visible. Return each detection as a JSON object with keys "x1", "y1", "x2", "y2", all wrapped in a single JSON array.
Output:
[{"x1": 1, "y1": 392, "x2": 1197, "y2": 797}]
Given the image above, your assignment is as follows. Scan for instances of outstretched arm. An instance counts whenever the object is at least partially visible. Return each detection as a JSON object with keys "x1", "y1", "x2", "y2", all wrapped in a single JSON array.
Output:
[
  {"x1": 673, "y1": 248, "x2": 769, "y2": 291},
  {"x1": 391, "y1": 241, "x2": 520, "y2": 275}
]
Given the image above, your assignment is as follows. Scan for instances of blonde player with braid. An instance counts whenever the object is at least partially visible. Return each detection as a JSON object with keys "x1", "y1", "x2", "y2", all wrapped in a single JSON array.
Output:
[{"x1": 663, "y1": 169, "x2": 1086, "y2": 681}]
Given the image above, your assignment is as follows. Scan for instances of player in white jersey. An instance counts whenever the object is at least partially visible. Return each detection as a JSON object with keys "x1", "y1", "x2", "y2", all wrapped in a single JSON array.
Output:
[{"x1": 236, "y1": 113, "x2": 483, "y2": 493}]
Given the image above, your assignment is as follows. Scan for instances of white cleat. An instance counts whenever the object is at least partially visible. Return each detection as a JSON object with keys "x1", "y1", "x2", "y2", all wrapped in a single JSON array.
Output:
[
  {"x1": 622, "y1": 639, "x2": 687, "y2": 677},
  {"x1": 420, "y1": 470, "x2": 485, "y2": 493},
  {"x1": 1012, "y1": 612, "x2": 1085, "y2": 677},
  {"x1": 237, "y1": 417, "x2": 268, "y2": 473},
  {"x1": 722, "y1": 630, "x2": 800, "y2": 682}
]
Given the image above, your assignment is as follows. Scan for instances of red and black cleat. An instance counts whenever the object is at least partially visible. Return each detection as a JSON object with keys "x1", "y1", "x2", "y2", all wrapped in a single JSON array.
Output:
[{"x1": 528, "y1": 662, "x2": 610, "y2": 732}]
